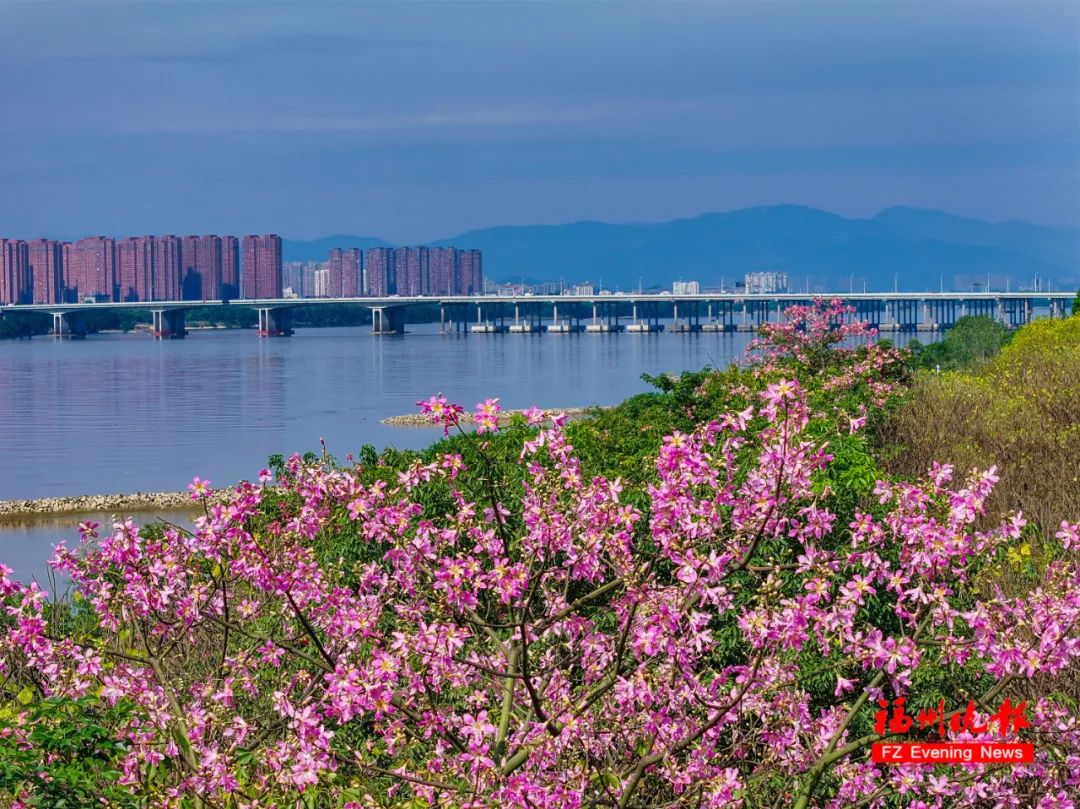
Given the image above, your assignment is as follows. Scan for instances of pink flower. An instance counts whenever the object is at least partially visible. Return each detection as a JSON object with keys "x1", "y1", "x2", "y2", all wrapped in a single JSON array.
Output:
[
  {"x1": 417, "y1": 394, "x2": 465, "y2": 435},
  {"x1": 188, "y1": 476, "x2": 211, "y2": 500},
  {"x1": 1056, "y1": 520, "x2": 1079, "y2": 551},
  {"x1": 475, "y1": 398, "x2": 501, "y2": 434}
]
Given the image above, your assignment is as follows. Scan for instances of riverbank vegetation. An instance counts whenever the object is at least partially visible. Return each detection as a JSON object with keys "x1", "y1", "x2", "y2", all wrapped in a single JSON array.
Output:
[{"x1": 2, "y1": 301, "x2": 1078, "y2": 808}]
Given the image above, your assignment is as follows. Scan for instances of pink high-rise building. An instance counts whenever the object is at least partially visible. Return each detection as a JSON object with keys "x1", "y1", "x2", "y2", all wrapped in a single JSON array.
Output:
[
  {"x1": 116, "y1": 238, "x2": 137, "y2": 301},
  {"x1": 458, "y1": 249, "x2": 483, "y2": 295},
  {"x1": 179, "y1": 235, "x2": 222, "y2": 300},
  {"x1": 181, "y1": 236, "x2": 200, "y2": 299},
  {"x1": 365, "y1": 248, "x2": 394, "y2": 296},
  {"x1": 1, "y1": 239, "x2": 31, "y2": 304},
  {"x1": 221, "y1": 236, "x2": 240, "y2": 300},
  {"x1": 27, "y1": 240, "x2": 63, "y2": 304},
  {"x1": 67, "y1": 237, "x2": 117, "y2": 301},
  {"x1": 241, "y1": 234, "x2": 282, "y2": 299},
  {"x1": 327, "y1": 248, "x2": 361, "y2": 297},
  {"x1": 116, "y1": 236, "x2": 154, "y2": 302},
  {"x1": 152, "y1": 236, "x2": 181, "y2": 301},
  {"x1": 429, "y1": 247, "x2": 459, "y2": 296},
  {"x1": 393, "y1": 247, "x2": 429, "y2": 296},
  {"x1": 61, "y1": 243, "x2": 75, "y2": 302},
  {"x1": 197, "y1": 236, "x2": 223, "y2": 300}
]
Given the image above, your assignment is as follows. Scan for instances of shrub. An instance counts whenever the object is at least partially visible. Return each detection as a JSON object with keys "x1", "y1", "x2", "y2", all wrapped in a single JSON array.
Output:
[
  {"x1": 908, "y1": 315, "x2": 1012, "y2": 371},
  {"x1": 880, "y1": 316, "x2": 1080, "y2": 535}
]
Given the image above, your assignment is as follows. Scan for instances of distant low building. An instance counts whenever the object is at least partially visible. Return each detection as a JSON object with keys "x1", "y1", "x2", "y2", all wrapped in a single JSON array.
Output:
[
  {"x1": 313, "y1": 266, "x2": 330, "y2": 298},
  {"x1": 744, "y1": 271, "x2": 789, "y2": 294},
  {"x1": 672, "y1": 280, "x2": 700, "y2": 295}
]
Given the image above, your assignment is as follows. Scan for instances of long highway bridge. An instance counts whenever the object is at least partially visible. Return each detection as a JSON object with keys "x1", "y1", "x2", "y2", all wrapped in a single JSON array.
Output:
[{"x1": 0, "y1": 291, "x2": 1074, "y2": 339}]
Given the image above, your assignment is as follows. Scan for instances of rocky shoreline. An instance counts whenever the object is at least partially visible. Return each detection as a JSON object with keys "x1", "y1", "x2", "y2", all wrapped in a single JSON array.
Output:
[
  {"x1": 382, "y1": 407, "x2": 597, "y2": 427},
  {"x1": 0, "y1": 491, "x2": 210, "y2": 520},
  {"x1": 2, "y1": 408, "x2": 603, "y2": 517}
]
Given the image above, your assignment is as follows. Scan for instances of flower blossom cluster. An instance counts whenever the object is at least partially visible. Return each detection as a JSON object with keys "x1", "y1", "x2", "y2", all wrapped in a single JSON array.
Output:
[{"x1": 1, "y1": 321, "x2": 1077, "y2": 808}]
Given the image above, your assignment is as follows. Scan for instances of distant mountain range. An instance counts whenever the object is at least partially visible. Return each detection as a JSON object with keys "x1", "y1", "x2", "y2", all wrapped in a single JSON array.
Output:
[{"x1": 283, "y1": 206, "x2": 1079, "y2": 292}]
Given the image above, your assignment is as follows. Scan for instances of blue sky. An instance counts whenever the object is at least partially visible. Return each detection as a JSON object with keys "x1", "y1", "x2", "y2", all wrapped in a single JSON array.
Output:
[{"x1": 1, "y1": 1, "x2": 1077, "y2": 242}]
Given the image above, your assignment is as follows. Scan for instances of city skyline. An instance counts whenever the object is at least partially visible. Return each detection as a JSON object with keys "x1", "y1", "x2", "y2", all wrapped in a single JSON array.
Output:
[
  {"x1": 0, "y1": 232, "x2": 484, "y2": 305},
  {"x1": 1, "y1": 2, "x2": 1077, "y2": 242}
]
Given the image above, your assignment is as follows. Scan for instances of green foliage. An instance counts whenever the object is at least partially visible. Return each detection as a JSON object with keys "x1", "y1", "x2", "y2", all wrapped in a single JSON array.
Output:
[
  {"x1": 185, "y1": 305, "x2": 257, "y2": 328},
  {"x1": 909, "y1": 315, "x2": 1012, "y2": 371},
  {"x1": 881, "y1": 315, "x2": 1080, "y2": 535},
  {"x1": 0, "y1": 312, "x2": 50, "y2": 339},
  {"x1": 0, "y1": 697, "x2": 138, "y2": 808},
  {"x1": 1072, "y1": 290, "x2": 1080, "y2": 316}
]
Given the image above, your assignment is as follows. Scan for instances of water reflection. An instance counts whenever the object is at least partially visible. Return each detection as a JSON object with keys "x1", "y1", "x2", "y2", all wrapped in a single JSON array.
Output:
[{"x1": 0, "y1": 510, "x2": 198, "y2": 585}]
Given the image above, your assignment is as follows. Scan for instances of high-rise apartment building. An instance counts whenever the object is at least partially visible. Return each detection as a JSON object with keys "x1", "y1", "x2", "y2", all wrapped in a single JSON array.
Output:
[
  {"x1": 181, "y1": 235, "x2": 200, "y2": 299},
  {"x1": 5, "y1": 232, "x2": 474, "y2": 303},
  {"x1": 196, "y1": 235, "x2": 223, "y2": 300},
  {"x1": 313, "y1": 265, "x2": 330, "y2": 298},
  {"x1": 152, "y1": 236, "x2": 181, "y2": 301},
  {"x1": 428, "y1": 247, "x2": 458, "y2": 296},
  {"x1": 27, "y1": 240, "x2": 63, "y2": 304},
  {"x1": 283, "y1": 262, "x2": 304, "y2": 298},
  {"x1": 363, "y1": 246, "x2": 481, "y2": 297},
  {"x1": 241, "y1": 234, "x2": 282, "y2": 299},
  {"x1": 0, "y1": 239, "x2": 30, "y2": 304},
  {"x1": 327, "y1": 248, "x2": 362, "y2": 297},
  {"x1": 221, "y1": 236, "x2": 240, "y2": 300},
  {"x1": 178, "y1": 235, "x2": 223, "y2": 300},
  {"x1": 458, "y1": 249, "x2": 482, "y2": 296},
  {"x1": 61, "y1": 243, "x2": 75, "y2": 302},
  {"x1": 365, "y1": 247, "x2": 395, "y2": 296},
  {"x1": 392, "y1": 247, "x2": 429, "y2": 297},
  {"x1": 116, "y1": 236, "x2": 154, "y2": 302},
  {"x1": 67, "y1": 237, "x2": 117, "y2": 301}
]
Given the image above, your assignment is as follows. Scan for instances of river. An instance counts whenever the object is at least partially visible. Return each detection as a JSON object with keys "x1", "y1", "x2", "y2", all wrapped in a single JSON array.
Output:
[{"x1": 0, "y1": 324, "x2": 928, "y2": 581}]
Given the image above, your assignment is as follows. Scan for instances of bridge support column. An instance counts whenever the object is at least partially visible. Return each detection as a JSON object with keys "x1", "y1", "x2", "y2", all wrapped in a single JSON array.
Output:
[
  {"x1": 151, "y1": 309, "x2": 187, "y2": 339},
  {"x1": 371, "y1": 307, "x2": 403, "y2": 335},
  {"x1": 257, "y1": 307, "x2": 293, "y2": 337},
  {"x1": 51, "y1": 311, "x2": 87, "y2": 339}
]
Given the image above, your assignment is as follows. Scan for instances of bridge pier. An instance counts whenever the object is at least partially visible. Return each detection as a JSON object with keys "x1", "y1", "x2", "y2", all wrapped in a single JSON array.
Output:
[
  {"x1": 370, "y1": 306, "x2": 403, "y2": 335},
  {"x1": 151, "y1": 308, "x2": 187, "y2": 339},
  {"x1": 853, "y1": 300, "x2": 883, "y2": 330},
  {"x1": 51, "y1": 311, "x2": 87, "y2": 339},
  {"x1": 257, "y1": 307, "x2": 293, "y2": 337}
]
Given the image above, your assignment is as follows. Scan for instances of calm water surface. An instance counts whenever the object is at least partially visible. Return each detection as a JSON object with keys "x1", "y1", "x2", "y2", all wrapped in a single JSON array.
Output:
[
  {"x1": 0, "y1": 325, "x2": 762, "y2": 500},
  {"x1": 0, "y1": 324, "x2": 928, "y2": 580}
]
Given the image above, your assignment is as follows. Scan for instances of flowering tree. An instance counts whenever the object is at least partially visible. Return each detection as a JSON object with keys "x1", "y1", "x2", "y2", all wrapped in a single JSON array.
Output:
[
  {"x1": 748, "y1": 298, "x2": 877, "y2": 371},
  {"x1": 2, "y1": 305, "x2": 1078, "y2": 808}
]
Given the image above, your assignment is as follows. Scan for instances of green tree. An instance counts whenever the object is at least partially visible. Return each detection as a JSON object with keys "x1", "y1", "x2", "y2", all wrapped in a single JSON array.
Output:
[{"x1": 910, "y1": 315, "x2": 1011, "y2": 371}]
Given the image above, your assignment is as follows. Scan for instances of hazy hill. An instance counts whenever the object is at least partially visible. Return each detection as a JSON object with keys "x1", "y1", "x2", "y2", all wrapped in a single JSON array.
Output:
[{"x1": 287, "y1": 206, "x2": 1079, "y2": 292}]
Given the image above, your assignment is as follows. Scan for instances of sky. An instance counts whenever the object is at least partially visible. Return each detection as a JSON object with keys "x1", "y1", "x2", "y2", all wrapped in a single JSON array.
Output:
[{"x1": 0, "y1": 1, "x2": 1078, "y2": 243}]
